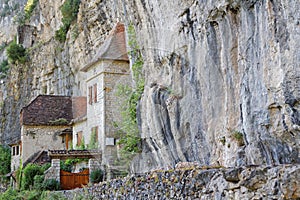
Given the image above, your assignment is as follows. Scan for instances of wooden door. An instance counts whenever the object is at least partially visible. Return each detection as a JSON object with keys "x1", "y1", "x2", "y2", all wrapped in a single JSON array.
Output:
[{"x1": 60, "y1": 169, "x2": 89, "y2": 190}]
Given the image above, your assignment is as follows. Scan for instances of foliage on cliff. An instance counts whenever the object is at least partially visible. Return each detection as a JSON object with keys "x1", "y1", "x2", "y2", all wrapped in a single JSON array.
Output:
[
  {"x1": 24, "y1": 0, "x2": 38, "y2": 20},
  {"x1": 55, "y1": 0, "x2": 81, "y2": 42},
  {"x1": 116, "y1": 24, "x2": 144, "y2": 156},
  {"x1": 6, "y1": 41, "x2": 27, "y2": 64}
]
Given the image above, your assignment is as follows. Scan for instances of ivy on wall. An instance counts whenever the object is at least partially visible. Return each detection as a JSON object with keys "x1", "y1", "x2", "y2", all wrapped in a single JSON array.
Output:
[{"x1": 116, "y1": 24, "x2": 144, "y2": 157}]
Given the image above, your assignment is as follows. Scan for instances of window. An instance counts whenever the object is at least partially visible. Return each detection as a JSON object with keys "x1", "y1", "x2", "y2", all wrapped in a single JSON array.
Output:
[
  {"x1": 88, "y1": 86, "x2": 92, "y2": 105},
  {"x1": 16, "y1": 146, "x2": 19, "y2": 155},
  {"x1": 12, "y1": 145, "x2": 20, "y2": 156},
  {"x1": 93, "y1": 84, "x2": 97, "y2": 103},
  {"x1": 77, "y1": 131, "x2": 83, "y2": 146}
]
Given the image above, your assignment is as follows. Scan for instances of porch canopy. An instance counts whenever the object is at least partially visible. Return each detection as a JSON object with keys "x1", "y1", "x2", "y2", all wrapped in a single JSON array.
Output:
[{"x1": 48, "y1": 149, "x2": 102, "y2": 160}]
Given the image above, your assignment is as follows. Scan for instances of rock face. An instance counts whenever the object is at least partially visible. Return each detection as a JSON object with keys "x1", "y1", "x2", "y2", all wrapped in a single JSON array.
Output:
[
  {"x1": 0, "y1": 0, "x2": 299, "y2": 172},
  {"x1": 124, "y1": 0, "x2": 300, "y2": 171},
  {"x1": 58, "y1": 165, "x2": 300, "y2": 199}
]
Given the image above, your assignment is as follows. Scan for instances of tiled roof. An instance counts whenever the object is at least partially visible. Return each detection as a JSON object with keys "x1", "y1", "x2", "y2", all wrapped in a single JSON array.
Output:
[
  {"x1": 48, "y1": 149, "x2": 102, "y2": 159},
  {"x1": 81, "y1": 22, "x2": 129, "y2": 72},
  {"x1": 20, "y1": 95, "x2": 73, "y2": 126}
]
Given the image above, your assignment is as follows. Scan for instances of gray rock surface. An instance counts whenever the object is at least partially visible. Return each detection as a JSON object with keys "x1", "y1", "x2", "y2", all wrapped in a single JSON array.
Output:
[{"x1": 124, "y1": 0, "x2": 300, "y2": 171}]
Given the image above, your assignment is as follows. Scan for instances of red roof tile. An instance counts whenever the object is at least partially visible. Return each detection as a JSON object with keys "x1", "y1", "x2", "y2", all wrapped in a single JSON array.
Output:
[
  {"x1": 20, "y1": 95, "x2": 73, "y2": 126},
  {"x1": 81, "y1": 22, "x2": 129, "y2": 72}
]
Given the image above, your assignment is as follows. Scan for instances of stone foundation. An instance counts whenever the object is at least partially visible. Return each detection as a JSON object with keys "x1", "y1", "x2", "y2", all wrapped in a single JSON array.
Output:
[{"x1": 57, "y1": 164, "x2": 299, "y2": 199}]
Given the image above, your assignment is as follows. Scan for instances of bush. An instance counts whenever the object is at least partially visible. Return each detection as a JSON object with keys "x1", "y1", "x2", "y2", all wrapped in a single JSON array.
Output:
[
  {"x1": 21, "y1": 164, "x2": 43, "y2": 190},
  {"x1": 6, "y1": 41, "x2": 27, "y2": 64},
  {"x1": 40, "y1": 191, "x2": 67, "y2": 200},
  {"x1": 116, "y1": 24, "x2": 143, "y2": 156},
  {"x1": 0, "y1": 188, "x2": 19, "y2": 200},
  {"x1": 33, "y1": 175, "x2": 44, "y2": 190},
  {"x1": 24, "y1": 0, "x2": 38, "y2": 20},
  {"x1": 232, "y1": 131, "x2": 245, "y2": 146},
  {"x1": 42, "y1": 179, "x2": 60, "y2": 191},
  {"x1": 55, "y1": 25, "x2": 68, "y2": 43},
  {"x1": 0, "y1": 145, "x2": 11, "y2": 176},
  {"x1": 19, "y1": 190, "x2": 41, "y2": 200},
  {"x1": 90, "y1": 169, "x2": 103, "y2": 184},
  {"x1": 0, "y1": 60, "x2": 9, "y2": 78},
  {"x1": 41, "y1": 163, "x2": 51, "y2": 172}
]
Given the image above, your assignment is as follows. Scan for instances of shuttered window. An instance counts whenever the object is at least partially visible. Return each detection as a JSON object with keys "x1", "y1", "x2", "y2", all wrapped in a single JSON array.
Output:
[
  {"x1": 88, "y1": 86, "x2": 92, "y2": 105},
  {"x1": 77, "y1": 131, "x2": 83, "y2": 146},
  {"x1": 93, "y1": 84, "x2": 97, "y2": 103}
]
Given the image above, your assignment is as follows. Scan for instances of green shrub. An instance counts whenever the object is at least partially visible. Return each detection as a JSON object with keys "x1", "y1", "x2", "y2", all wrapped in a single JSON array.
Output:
[
  {"x1": 55, "y1": 25, "x2": 68, "y2": 43},
  {"x1": 60, "y1": 160, "x2": 72, "y2": 172},
  {"x1": 55, "y1": 0, "x2": 81, "y2": 42},
  {"x1": 90, "y1": 169, "x2": 103, "y2": 184},
  {"x1": 6, "y1": 41, "x2": 27, "y2": 64},
  {"x1": 24, "y1": 0, "x2": 38, "y2": 20},
  {"x1": 232, "y1": 131, "x2": 245, "y2": 146},
  {"x1": 116, "y1": 24, "x2": 143, "y2": 156},
  {"x1": 19, "y1": 190, "x2": 41, "y2": 200},
  {"x1": 0, "y1": 188, "x2": 19, "y2": 200},
  {"x1": 40, "y1": 191, "x2": 67, "y2": 200},
  {"x1": 0, "y1": 145, "x2": 11, "y2": 176},
  {"x1": 21, "y1": 164, "x2": 43, "y2": 190},
  {"x1": 33, "y1": 175, "x2": 44, "y2": 190},
  {"x1": 41, "y1": 163, "x2": 51, "y2": 172},
  {"x1": 0, "y1": 60, "x2": 9, "y2": 78},
  {"x1": 60, "y1": 0, "x2": 81, "y2": 25},
  {"x1": 42, "y1": 179, "x2": 60, "y2": 191}
]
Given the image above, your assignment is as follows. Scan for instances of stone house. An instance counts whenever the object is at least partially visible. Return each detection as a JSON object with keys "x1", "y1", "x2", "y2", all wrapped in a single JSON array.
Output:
[
  {"x1": 15, "y1": 95, "x2": 73, "y2": 171},
  {"x1": 11, "y1": 22, "x2": 131, "y2": 180},
  {"x1": 79, "y1": 22, "x2": 131, "y2": 173},
  {"x1": 12, "y1": 95, "x2": 87, "y2": 169}
]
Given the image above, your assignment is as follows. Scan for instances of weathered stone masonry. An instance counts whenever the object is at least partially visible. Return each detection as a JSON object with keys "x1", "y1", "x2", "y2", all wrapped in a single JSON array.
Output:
[{"x1": 59, "y1": 164, "x2": 299, "y2": 200}]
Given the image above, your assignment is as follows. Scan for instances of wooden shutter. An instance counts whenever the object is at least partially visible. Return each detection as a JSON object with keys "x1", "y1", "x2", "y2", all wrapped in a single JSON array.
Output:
[
  {"x1": 93, "y1": 84, "x2": 97, "y2": 103},
  {"x1": 77, "y1": 131, "x2": 83, "y2": 146},
  {"x1": 88, "y1": 86, "x2": 92, "y2": 105}
]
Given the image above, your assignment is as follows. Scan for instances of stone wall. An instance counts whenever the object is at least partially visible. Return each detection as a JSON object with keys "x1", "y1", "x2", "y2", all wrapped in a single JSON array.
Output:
[
  {"x1": 21, "y1": 125, "x2": 70, "y2": 166},
  {"x1": 89, "y1": 158, "x2": 102, "y2": 180},
  {"x1": 58, "y1": 164, "x2": 299, "y2": 200},
  {"x1": 44, "y1": 159, "x2": 60, "y2": 182}
]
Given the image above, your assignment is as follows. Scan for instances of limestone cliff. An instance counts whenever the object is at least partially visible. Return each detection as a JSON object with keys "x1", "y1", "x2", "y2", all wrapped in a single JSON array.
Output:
[
  {"x1": 0, "y1": 0, "x2": 299, "y2": 173},
  {"x1": 127, "y1": 0, "x2": 300, "y2": 171}
]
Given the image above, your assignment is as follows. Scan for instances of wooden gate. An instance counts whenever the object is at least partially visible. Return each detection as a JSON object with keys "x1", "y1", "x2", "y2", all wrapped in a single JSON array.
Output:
[{"x1": 60, "y1": 169, "x2": 89, "y2": 190}]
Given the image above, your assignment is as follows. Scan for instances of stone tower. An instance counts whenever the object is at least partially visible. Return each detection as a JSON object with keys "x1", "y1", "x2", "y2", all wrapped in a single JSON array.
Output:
[{"x1": 81, "y1": 23, "x2": 131, "y2": 177}]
